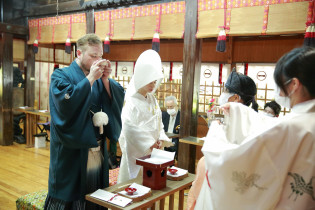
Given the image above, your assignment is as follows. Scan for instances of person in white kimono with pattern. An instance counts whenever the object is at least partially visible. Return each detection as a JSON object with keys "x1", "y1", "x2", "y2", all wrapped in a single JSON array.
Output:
[
  {"x1": 194, "y1": 47, "x2": 315, "y2": 210},
  {"x1": 117, "y1": 50, "x2": 173, "y2": 183}
]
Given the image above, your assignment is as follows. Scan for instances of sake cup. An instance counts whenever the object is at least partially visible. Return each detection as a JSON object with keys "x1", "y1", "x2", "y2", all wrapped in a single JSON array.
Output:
[
  {"x1": 168, "y1": 168, "x2": 178, "y2": 175},
  {"x1": 125, "y1": 187, "x2": 137, "y2": 195}
]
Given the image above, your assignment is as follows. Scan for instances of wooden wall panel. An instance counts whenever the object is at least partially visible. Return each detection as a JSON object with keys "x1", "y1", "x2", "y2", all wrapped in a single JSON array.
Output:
[
  {"x1": 13, "y1": 39, "x2": 25, "y2": 61},
  {"x1": 104, "y1": 40, "x2": 184, "y2": 62},
  {"x1": 232, "y1": 35, "x2": 304, "y2": 63},
  {"x1": 33, "y1": 35, "x2": 304, "y2": 64},
  {"x1": 201, "y1": 38, "x2": 228, "y2": 62}
]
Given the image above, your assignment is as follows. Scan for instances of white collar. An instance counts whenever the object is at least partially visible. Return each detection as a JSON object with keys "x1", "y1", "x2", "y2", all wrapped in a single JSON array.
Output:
[{"x1": 291, "y1": 98, "x2": 315, "y2": 114}]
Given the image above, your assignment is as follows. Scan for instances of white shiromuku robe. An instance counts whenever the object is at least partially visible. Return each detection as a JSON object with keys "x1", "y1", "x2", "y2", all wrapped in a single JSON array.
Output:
[
  {"x1": 195, "y1": 100, "x2": 315, "y2": 210},
  {"x1": 117, "y1": 92, "x2": 172, "y2": 183}
]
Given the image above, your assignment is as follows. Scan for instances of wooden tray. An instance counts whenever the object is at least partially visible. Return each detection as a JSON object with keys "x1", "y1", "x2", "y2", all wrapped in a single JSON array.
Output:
[
  {"x1": 112, "y1": 184, "x2": 152, "y2": 202},
  {"x1": 167, "y1": 172, "x2": 188, "y2": 181}
]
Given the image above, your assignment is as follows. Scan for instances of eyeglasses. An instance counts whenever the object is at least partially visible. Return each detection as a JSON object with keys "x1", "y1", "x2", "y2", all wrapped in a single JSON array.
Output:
[{"x1": 284, "y1": 78, "x2": 292, "y2": 86}]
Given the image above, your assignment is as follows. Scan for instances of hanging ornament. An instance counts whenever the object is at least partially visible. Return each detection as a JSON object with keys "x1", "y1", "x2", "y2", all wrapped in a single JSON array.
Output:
[
  {"x1": 65, "y1": 37, "x2": 71, "y2": 54},
  {"x1": 65, "y1": 14, "x2": 72, "y2": 54},
  {"x1": 33, "y1": 39, "x2": 38, "y2": 54},
  {"x1": 304, "y1": 24, "x2": 315, "y2": 47},
  {"x1": 216, "y1": 0, "x2": 228, "y2": 53},
  {"x1": 92, "y1": 110, "x2": 109, "y2": 134},
  {"x1": 216, "y1": 29, "x2": 226, "y2": 52},
  {"x1": 152, "y1": 4, "x2": 162, "y2": 53},
  {"x1": 152, "y1": 32, "x2": 160, "y2": 53},
  {"x1": 104, "y1": 35, "x2": 110, "y2": 53},
  {"x1": 304, "y1": 1, "x2": 315, "y2": 47}
]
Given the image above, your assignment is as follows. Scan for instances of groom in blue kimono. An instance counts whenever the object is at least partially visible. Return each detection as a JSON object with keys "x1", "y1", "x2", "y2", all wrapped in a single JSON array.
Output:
[{"x1": 45, "y1": 34, "x2": 124, "y2": 209}]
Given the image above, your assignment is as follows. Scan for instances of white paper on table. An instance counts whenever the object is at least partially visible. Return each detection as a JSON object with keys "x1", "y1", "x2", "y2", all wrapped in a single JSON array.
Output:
[
  {"x1": 167, "y1": 166, "x2": 188, "y2": 177},
  {"x1": 199, "y1": 137, "x2": 206, "y2": 141},
  {"x1": 139, "y1": 148, "x2": 175, "y2": 164},
  {"x1": 38, "y1": 110, "x2": 49, "y2": 113},
  {"x1": 90, "y1": 189, "x2": 132, "y2": 207},
  {"x1": 118, "y1": 183, "x2": 151, "y2": 198},
  {"x1": 19, "y1": 106, "x2": 29, "y2": 109}
]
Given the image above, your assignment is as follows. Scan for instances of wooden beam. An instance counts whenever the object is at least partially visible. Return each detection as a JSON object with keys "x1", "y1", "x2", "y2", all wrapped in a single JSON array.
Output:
[
  {"x1": 86, "y1": 9, "x2": 95, "y2": 34},
  {"x1": 27, "y1": 1, "x2": 83, "y2": 17},
  {"x1": 178, "y1": 0, "x2": 202, "y2": 173},
  {"x1": 0, "y1": 33, "x2": 14, "y2": 146},
  {"x1": 0, "y1": 23, "x2": 28, "y2": 36}
]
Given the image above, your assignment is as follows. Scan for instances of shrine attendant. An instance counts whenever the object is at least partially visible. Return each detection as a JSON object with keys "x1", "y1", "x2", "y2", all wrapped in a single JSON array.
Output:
[
  {"x1": 187, "y1": 70, "x2": 260, "y2": 210},
  {"x1": 195, "y1": 47, "x2": 315, "y2": 209},
  {"x1": 117, "y1": 50, "x2": 173, "y2": 183}
]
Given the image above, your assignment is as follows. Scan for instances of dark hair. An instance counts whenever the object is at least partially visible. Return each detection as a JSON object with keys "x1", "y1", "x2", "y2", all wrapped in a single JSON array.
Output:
[
  {"x1": 264, "y1": 100, "x2": 281, "y2": 116},
  {"x1": 13, "y1": 67, "x2": 24, "y2": 88},
  {"x1": 225, "y1": 71, "x2": 258, "y2": 111},
  {"x1": 274, "y1": 47, "x2": 315, "y2": 97}
]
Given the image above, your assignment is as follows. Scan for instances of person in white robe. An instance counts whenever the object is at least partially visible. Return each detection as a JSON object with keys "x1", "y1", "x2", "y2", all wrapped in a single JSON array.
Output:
[
  {"x1": 187, "y1": 69, "x2": 263, "y2": 209},
  {"x1": 195, "y1": 47, "x2": 315, "y2": 209},
  {"x1": 117, "y1": 50, "x2": 173, "y2": 183}
]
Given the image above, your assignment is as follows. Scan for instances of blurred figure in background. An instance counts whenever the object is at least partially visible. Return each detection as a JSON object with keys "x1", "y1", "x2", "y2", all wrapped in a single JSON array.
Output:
[
  {"x1": 162, "y1": 96, "x2": 180, "y2": 160},
  {"x1": 13, "y1": 66, "x2": 25, "y2": 144},
  {"x1": 264, "y1": 100, "x2": 281, "y2": 117}
]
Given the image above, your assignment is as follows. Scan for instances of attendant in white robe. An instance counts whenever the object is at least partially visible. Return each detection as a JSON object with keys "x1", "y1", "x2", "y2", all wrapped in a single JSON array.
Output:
[
  {"x1": 195, "y1": 47, "x2": 315, "y2": 209},
  {"x1": 187, "y1": 70, "x2": 261, "y2": 209},
  {"x1": 118, "y1": 50, "x2": 173, "y2": 183}
]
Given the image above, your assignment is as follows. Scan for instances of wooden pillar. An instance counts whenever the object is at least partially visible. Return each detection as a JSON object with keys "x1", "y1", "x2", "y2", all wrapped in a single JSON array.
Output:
[
  {"x1": 25, "y1": 44, "x2": 35, "y2": 107},
  {"x1": 86, "y1": 9, "x2": 95, "y2": 34},
  {"x1": 178, "y1": 0, "x2": 202, "y2": 173},
  {"x1": 0, "y1": 32, "x2": 14, "y2": 145}
]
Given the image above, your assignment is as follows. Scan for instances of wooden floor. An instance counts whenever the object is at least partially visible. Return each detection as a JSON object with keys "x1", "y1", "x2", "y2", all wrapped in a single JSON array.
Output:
[
  {"x1": 0, "y1": 142, "x2": 50, "y2": 210},
  {"x1": 0, "y1": 142, "x2": 190, "y2": 210}
]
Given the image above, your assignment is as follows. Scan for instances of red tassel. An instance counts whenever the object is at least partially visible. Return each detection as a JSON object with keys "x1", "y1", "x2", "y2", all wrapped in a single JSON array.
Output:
[
  {"x1": 152, "y1": 32, "x2": 160, "y2": 53},
  {"x1": 65, "y1": 38, "x2": 71, "y2": 54},
  {"x1": 104, "y1": 36, "x2": 110, "y2": 53},
  {"x1": 33, "y1": 39, "x2": 38, "y2": 54},
  {"x1": 216, "y1": 29, "x2": 226, "y2": 52}
]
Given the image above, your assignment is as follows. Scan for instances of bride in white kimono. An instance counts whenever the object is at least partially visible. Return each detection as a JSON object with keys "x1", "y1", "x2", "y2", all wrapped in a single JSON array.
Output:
[
  {"x1": 117, "y1": 50, "x2": 173, "y2": 183},
  {"x1": 195, "y1": 47, "x2": 315, "y2": 210}
]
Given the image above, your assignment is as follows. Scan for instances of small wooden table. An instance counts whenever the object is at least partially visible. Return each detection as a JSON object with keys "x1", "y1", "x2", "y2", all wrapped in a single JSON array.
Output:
[
  {"x1": 165, "y1": 132, "x2": 179, "y2": 139},
  {"x1": 14, "y1": 107, "x2": 50, "y2": 147},
  {"x1": 86, "y1": 173, "x2": 195, "y2": 210},
  {"x1": 179, "y1": 136, "x2": 204, "y2": 147}
]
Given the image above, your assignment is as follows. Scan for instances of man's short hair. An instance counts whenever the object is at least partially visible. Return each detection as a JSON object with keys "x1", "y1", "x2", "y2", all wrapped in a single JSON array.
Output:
[
  {"x1": 76, "y1": 33, "x2": 102, "y2": 52},
  {"x1": 165, "y1": 95, "x2": 177, "y2": 106}
]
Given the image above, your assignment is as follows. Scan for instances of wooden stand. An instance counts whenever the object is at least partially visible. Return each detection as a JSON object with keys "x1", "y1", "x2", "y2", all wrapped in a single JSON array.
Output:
[
  {"x1": 167, "y1": 173, "x2": 188, "y2": 181},
  {"x1": 136, "y1": 155, "x2": 174, "y2": 190}
]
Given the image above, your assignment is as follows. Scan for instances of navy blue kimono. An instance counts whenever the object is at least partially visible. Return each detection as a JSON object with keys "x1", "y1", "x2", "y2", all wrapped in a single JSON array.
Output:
[{"x1": 48, "y1": 61, "x2": 124, "y2": 202}]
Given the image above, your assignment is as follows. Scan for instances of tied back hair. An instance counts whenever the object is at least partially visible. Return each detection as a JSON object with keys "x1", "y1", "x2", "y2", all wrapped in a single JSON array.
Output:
[{"x1": 226, "y1": 72, "x2": 258, "y2": 112}]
